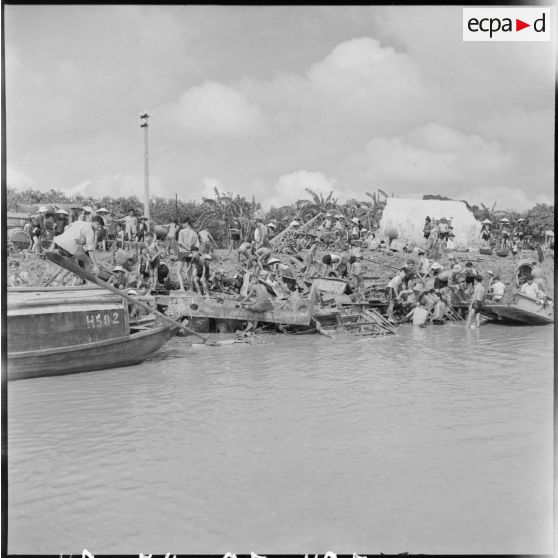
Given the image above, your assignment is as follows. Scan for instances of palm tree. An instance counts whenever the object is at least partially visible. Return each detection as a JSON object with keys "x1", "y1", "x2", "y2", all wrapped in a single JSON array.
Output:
[
  {"x1": 478, "y1": 201, "x2": 498, "y2": 222},
  {"x1": 298, "y1": 188, "x2": 338, "y2": 221},
  {"x1": 197, "y1": 187, "x2": 254, "y2": 245},
  {"x1": 364, "y1": 191, "x2": 387, "y2": 231}
]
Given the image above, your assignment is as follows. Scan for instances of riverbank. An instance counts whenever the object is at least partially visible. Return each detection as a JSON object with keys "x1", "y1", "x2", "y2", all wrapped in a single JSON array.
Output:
[{"x1": 7, "y1": 244, "x2": 554, "y2": 299}]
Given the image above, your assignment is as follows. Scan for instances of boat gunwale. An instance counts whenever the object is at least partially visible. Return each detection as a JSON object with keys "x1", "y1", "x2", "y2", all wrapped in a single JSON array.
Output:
[
  {"x1": 7, "y1": 285, "x2": 105, "y2": 293},
  {"x1": 8, "y1": 324, "x2": 178, "y2": 359}
]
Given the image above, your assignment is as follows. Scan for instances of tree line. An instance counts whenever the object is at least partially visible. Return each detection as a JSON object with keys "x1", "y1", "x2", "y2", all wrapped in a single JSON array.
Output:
[{"x1": 6, "y1": 186, "x2": 554, "y2": 243}]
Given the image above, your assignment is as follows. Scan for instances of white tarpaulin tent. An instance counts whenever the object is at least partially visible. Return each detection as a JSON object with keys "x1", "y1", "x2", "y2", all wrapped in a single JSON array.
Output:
[{"x1": 379, "y1": 198, "x2": 482, "y2": 248}]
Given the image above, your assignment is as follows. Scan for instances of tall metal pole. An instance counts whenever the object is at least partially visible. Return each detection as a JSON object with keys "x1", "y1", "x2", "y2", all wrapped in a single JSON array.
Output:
[{"x1": 140, "y1": 112, "x2": 150, "y2": 220}]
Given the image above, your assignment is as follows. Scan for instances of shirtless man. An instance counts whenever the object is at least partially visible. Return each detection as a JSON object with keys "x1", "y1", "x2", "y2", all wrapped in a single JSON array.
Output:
[
  {"x1": 418, "y1": 250, "x2": 430, "y2": 278},
  {"x1": 255, "y1": 246, "x2": 272, "y2": 270},
  {"x1": 431, "y1": 292, "x2": 447, "y2": 325},
  {"x1": 190, "y1": 248, "x2": 210, "y2": 297},
  {"x1": 238, "y1": 272, "x2": 274, "y2": 332},
  {"x1": 466, "y1": 275, "x2": 485, "y2": 329},
  {"x1": 349, "y1": 254, "x2": 365, "y2": 301},
  {"x1": 385, "y1": 269, "x2": 405, "y2": 320},
  {"x1": 406, "y1": 298, "x2": 429, "y2": 326},
  {"x1": 238, "y1": 241, "x2": 254, "y2": 264},
  {"x1": 198, "y1": 228, "x2": 215, "y2": 255}
]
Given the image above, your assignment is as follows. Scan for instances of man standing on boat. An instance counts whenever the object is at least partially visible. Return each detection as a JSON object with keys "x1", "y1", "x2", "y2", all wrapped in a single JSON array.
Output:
[{"x1": 52, "y1": 215, "x2": 104, "y2": 275}]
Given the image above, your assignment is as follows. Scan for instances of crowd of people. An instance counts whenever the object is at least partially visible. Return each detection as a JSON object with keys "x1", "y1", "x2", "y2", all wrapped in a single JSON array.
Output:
[
  {"x1": 381, "y1": 246, "x2": 551, "y2": 328},
  {"x1": 21, "y1": 205, "x2": 171, "y2": 255},
  {"x1": 479, "y1": 218, "x2": 529, "y2": 256},
  {"x1": 9, "y1": 205, "x2": 553, "y2": 330}
]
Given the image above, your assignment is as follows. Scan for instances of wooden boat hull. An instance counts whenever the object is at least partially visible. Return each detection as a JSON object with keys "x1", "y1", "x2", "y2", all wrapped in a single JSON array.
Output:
[
  {"x1": 7, "y1": 325, "x2": 178, "y2": 381},
  {"x1": 157, "y1": 292, "x2": 312, "y2": 326},
  {"x1": 482, "y1": 293, "x2": 553, "y2": 325},
  {"x1": 8, "y1": 286, "x2": 129, "y2": 351}
]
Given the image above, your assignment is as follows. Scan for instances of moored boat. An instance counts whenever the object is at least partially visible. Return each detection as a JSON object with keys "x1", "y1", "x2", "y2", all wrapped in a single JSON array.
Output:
[
  {"x1": 7, "y1": 286, "x2": 178, "y2": 380},
  {"x1": 481, "y1": 259, "x2": 553, "y2": 325},
  {"x1": 482, "y1": 292, "x2": 553, "y2": 325}
]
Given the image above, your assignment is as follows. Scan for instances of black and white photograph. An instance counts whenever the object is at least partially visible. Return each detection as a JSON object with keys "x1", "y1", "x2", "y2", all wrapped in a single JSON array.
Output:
[{"x1": 3, "y1": 4, "x2": 555, "y2": 555}]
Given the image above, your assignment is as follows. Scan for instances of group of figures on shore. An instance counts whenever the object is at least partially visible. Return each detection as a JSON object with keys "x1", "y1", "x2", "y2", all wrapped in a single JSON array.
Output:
[
  {"x1": 382, "y1": 252, "x2": 550, "y2": 329},
  {"x1": 479, "y1": 217, "x2": 530, "y2": 254},
  {"x1": 21, "y1": 205, "x2": 152, "y2": 254},
  {"x1": 8, "y1": 206, "x2": 553, "y2": 331}
]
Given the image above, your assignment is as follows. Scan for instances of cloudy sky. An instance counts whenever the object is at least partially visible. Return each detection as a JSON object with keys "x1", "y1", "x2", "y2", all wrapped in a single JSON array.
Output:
[{"x1": 4, "y1": 5, "x2": 555, "y2": 210}]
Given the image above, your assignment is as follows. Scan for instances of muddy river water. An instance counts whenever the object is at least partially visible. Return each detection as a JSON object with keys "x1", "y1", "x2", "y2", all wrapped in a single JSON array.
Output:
[{"x1": 7, "y1": 323, "x2": 554, "y2": 554}]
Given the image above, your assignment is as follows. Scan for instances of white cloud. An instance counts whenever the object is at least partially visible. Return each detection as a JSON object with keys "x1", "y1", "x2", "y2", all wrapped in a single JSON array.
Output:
[
  {"x1": 459, "y1": 185, "x2": 553, "y2": 212},
  {"x1": 5, "y1": 8, "x2": 554, "y2": 213},
  {"x1": 266, "y1": 169, "x2": 338, "y2": 209},
  {"x1": 165, "y1": 81, "x2": 267, "y2": 138},
  {"x1": 68, "y1": 180, "x2": 92, "y2": 195},
  {"x1": 476, "y1": 107, "x2": 553, "y2": 168},
  {"x1": 307, "y1": 37, "x2": 424, "y2": 119},
  {"x1": 7, "y1": 166, "x2": 37, "y2": 187},
  {"x1": 200, "y1": 177, "x2": 224, "y2": 199},
  {"x1": 64, "y1": 172, "x2": 164, "y2": 201},
  {"x1": 242, "y1": 37, "x2": 429, "y2": 138},
  {"x1": 350, "y1": 123, "x2": 515, "y2": 196}
]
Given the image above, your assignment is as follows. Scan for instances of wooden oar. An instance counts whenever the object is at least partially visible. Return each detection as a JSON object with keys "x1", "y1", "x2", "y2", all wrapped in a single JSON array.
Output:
[{"x1": 44, "y1": 251, "x2": 210, "y2": 343}]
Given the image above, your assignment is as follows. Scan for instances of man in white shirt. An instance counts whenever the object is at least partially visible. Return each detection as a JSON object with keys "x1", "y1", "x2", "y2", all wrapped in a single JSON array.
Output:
[
  {"x1": 489, "y1": 275, "x2": 506, "y2": 302},
  {"x1": 123, "y1": 210, "x2": 137, "y2": 241},
  {"x1": 253, "y1": 218, "x2": 268, "y2": 248},
  {"x1": 520, "y1": 278, "x2": 543, "y2": 299},
  {"x1": 53, "y1": 216, "x2": 104, "y2": 274}
]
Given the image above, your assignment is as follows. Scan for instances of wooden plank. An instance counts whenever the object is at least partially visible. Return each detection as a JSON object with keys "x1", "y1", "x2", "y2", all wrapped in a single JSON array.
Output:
[
  {"x1": 360, "y1": 308, "x2": 397, "y2": 332},
  {"x1": 8, "y1": 289, "x2": 121, "y2": 310},
  {"x1": 8, "y1": 302, "x2": 125, "y2": 316},
  {"x1": 342, "y1": 321, "x2": 385, "y2": 327}
]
